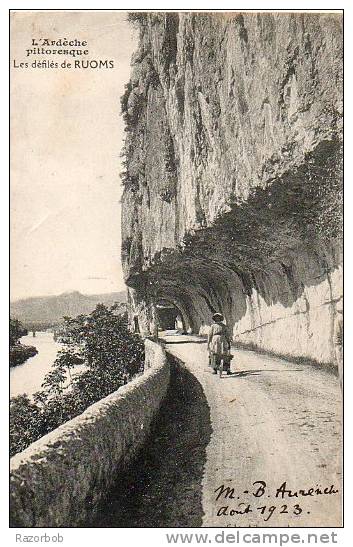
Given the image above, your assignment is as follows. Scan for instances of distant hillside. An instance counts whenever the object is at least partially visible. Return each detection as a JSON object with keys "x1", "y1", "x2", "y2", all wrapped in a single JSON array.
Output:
[{"x1": 10, "y1": 291, "x2": 127, "y2": 328}]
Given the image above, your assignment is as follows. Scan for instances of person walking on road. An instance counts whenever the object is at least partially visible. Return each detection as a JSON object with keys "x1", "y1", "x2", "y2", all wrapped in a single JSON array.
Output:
[{"x1": 207, "y1": 313, "x2": 232, "y2": 375}]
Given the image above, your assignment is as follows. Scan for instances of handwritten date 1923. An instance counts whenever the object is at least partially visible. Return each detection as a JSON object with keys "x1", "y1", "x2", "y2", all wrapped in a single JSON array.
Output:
[{"x1": 217, "y1": 503, "x2": 304, "y2": 522}]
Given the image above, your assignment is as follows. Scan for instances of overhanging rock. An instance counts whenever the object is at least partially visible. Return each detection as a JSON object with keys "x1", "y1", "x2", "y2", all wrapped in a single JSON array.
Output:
[{"x1": 121, "y1": 12, "x2": 342, "y2": 365}]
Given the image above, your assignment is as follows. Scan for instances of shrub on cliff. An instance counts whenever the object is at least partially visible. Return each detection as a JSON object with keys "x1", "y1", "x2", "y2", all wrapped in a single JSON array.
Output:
[
  {"x1": 127, "y1": 12, "x2": 147, "y2": 26},
  {"x1": 10, "y1": 304, "x2": 145, "y2": 456}
]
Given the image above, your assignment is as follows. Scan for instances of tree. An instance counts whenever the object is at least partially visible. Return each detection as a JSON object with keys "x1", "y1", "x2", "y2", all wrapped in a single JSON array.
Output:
[
  {"x1": 10, "y1": 318, "x2": 27, "y2": 347},
  {"x1": 10, "y1": 304, "x2": 145, "y2": 456},
  {"x1": 10, "y1": 395, "x2": 42, "y2": 456},
  {"x1": 42, "y1": 303, "x2": 145, "y2": 399}
]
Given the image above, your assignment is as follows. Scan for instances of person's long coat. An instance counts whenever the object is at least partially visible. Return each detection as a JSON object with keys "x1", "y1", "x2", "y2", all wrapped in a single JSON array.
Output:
[{"x1": 208, "y1": 322, "x2": 231, "y2": 355}]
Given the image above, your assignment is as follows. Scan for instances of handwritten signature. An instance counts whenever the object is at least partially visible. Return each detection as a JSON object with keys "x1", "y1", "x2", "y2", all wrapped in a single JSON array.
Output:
[{"x1": 214, "y1": 481, "x2": 339, "y2": 522}]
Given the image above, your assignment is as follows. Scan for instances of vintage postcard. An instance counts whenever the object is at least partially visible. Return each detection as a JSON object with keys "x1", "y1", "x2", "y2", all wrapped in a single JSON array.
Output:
[{"x1": 10, "y1": 9, "x2": 343, "y2": 532}]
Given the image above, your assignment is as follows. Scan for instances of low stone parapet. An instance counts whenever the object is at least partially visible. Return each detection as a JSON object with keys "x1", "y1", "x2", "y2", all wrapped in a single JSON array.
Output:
[{"x1": 10, "y1": 340, "x2": 169, "y2": 527}]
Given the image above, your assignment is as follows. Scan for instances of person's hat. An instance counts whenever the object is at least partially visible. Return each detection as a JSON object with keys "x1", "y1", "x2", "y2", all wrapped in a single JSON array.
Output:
[{"x1": 212, "y1": 313, "x2": 224, "y2": 321}]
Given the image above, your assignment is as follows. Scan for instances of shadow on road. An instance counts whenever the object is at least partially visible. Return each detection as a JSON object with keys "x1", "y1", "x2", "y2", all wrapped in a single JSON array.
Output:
[
  {"x1": 163, "y1": 339, "x2": 207, "y2": 345},
  {"x1": 222, "y1": 368, "x2": 303, "y2": 378},
  {"x1": 92, "y1": 355, "x2": 212, "y2": 528}
]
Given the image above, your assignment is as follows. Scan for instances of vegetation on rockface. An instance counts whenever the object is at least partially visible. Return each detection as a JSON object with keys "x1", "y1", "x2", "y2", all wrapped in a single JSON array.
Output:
[
  {"x1": 158, "y1": 130, "x2": 178, "y2": 203},
  {"x1": 120, "y1": 82, "x2": 146, "y2": 193},
  {"x1": 121, "y1": 236, "x2": 133, "y2": 262},
  {"x1": 127, "y1": 12, "x2": 148, "y2": 27},
  {"x1": 120, "y1": 12, "x2": 179, "y2": 201},
  {"x1": 120, "y1": 12, "x2": 342, "y2": 274},
  {"x1": 10, "y1": 318, "x2": 37, "y2": 368},
  {"x1": 139, "y1": 140, "x2": 342, "y2": 283},
  {"x1": 120, "y1": 13, "x2": 342, "y2": 364},
  {"x1": 10, "y1": 304, "x2": 145, "y2": 456}
]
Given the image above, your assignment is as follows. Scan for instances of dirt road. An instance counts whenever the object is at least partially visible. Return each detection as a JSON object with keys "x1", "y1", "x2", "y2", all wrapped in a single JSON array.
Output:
[
  {"x1": 95, "y1": 335, "x2": 342, "y2": 528},
  {"x1": 165, "y1": 335, "x2": 342, "y2": 527}
]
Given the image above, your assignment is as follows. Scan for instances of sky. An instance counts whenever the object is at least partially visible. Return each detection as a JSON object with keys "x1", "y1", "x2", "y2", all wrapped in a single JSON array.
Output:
[{"x1": 10, "y1": 11, "x2": 138, "y2": 301}]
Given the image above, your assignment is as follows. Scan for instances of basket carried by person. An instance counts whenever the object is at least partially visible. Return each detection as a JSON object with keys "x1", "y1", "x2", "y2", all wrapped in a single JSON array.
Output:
[{"x1": 221, "y1": 352, "x2": 234, "y2": 371}]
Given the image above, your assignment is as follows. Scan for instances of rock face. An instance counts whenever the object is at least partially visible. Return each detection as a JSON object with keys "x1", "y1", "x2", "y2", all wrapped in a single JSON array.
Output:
[{"x1": 121, "y1": 12, "x2": 343, "y2": 365}]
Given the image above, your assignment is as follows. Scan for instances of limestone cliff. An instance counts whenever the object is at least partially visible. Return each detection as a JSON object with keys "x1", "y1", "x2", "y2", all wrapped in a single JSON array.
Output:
[{"x1": 121, "y1": 12, "x2": 343, "y2": 365}]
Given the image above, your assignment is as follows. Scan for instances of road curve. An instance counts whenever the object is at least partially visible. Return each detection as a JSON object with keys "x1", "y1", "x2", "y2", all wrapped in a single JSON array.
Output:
[
  {"x1": 94, "y1": 334, "x2": 342, "y2": 528},
  {"x1": 164, "y1": 334, "x2": 342, "y2": 527}
]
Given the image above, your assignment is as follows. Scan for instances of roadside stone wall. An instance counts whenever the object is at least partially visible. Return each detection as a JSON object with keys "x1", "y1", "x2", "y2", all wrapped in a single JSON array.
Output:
[{"x1": 10, "y1": 340, "x2": 169, "y2": 527}]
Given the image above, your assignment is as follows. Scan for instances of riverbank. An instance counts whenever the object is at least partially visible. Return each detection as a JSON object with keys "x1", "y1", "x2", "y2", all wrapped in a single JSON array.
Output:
[
  {"x1": 10, "y1": 344, "x2": 38, "y2": 368},
  {"x1": 10, "y1": 332, "x2": 60, "y2": 397}
]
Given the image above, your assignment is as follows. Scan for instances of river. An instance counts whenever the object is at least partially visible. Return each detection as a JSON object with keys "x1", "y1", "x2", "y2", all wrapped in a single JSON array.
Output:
[{"x1": 10, "y1": 332, "x2": 61, "y2": 398}]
